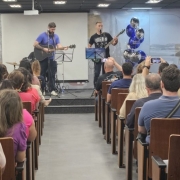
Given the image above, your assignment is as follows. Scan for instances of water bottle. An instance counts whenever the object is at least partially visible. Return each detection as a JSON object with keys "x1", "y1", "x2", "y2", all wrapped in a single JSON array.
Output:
[{"x1": 61, "y1": 86, "x2": 65, "y2": 96}]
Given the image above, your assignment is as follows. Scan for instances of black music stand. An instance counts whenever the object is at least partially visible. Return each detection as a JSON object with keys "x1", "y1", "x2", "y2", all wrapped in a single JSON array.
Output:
[
  {"x1": 55, "y1": 48, "x2": 77, "y2": 97},
  {"x1": 86, "y1": 48, "x2": 105, "y2": 97}
]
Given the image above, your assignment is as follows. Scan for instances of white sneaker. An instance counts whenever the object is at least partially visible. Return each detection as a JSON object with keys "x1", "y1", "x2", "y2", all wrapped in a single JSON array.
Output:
[
  {"x1": 51, "y1": 91, "x2": 57, "y2": 96},
  {"x1": 43, "y1": 91, "x2": 46, "y2": 96}
]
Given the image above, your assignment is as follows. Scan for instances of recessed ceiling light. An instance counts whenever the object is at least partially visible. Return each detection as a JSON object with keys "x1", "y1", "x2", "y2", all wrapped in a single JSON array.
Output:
[
  {"x1": 146, "y1": 0, "x2": 162, "y2": 3},
  {"x1": 131, "y1": 7, "x2": 152, "y2": 9},
  {"x1": 53, "y1": 1, "x2": 66, "y2": 4},
  {"x1": 97, "y1": 4, "x2": 110, "y2": 7},
  {"x1": 3, "y1": 0, "x2": 16, "y2": 2},
  {"x1": 9, "y1": 4, "x2": 21, "y2": 8}
]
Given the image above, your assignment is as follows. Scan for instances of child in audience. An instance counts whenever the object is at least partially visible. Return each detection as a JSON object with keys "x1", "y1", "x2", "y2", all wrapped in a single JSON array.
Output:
[
  {"x1": 0, "y1": 89, "x2": 27, "y2": 162},
  {"x1": 0, "y1": 79, "x2": 13, "y2": 90},
  {"x1": 119, "y1": 74, "x2": 148, "y2": 118},
  {"x1": 0, "y1": 64, "x2": 8, "y2": 82},
  {"x1": 0, "y1": 143, "x2": 6, "y2": 173}
]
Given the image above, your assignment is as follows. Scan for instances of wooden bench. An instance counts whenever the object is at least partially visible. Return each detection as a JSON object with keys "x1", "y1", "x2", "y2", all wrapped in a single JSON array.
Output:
[
  {"x1": 101, "y1": 81, "x2": 112, "y2": 135},
  {"x1": 117, "y1": 99, "x2": 136, "y2": 168},
  {"x1": 0, "y1": 167, "x2": 2, "y2": 180},
  {"x1": 95, "y1": 93, "x2": 98, "y2": 121},
  {"x1": 105, "y1": 84, "x2": 112, "y2": 143},
  {"x1": 0, "y1": 137, "x2": 26, "y2": 180},
  {"x1": 152, "y1": 134, "x2": 180, "y2": 180},
  {"x1": 110, "y1": 88, "x2": 129, "y2": 154},
  {"x1": 125, "y1": 107, "x2": 141, "y2": 180},
  {"x1": 137, "y1": 118, "x2": 180, "y2": 180}
]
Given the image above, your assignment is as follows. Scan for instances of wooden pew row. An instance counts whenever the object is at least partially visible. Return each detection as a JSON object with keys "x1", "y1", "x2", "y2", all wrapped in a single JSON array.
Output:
[
  {"x1": 105, "y1": 84, "x2": 112, "y2": 144},
  {"x1": 111, "y1": 89, "x2": 129, "y2": 154},
  {"x1": 137, "y1": 118, "x2": 180, "y2": 180},
  {"x1": 117, "y1": 99, "x2": 136, "y2": 168},
  {"x1": 95, "y1": 93, "x2": 98, "y2": 121},
  {"x1": 125, "y1": 107, "x2": 141, "y2": 180},
  {"x1": 101, "y1": 81, "x2": 112, "y2": 135},
  {"x1": 0, "y1": 137, "x2": 26, "y2": 180},
  {"x1": 152, "y1": 134, "x2": 180, "y2": 180},
  {"x1": 98, "y1": 91, "x2": 102, "y2": 127}
]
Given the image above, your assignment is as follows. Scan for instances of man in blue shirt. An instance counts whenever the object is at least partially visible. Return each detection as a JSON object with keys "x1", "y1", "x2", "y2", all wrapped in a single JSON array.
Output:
[
  {"x1": 34, "y1": 22, "x2": 68, "y2": 96},
  {"x1": 138, "y1": 65, "x2": 180, "y2": 143},
  {"x1": 106, "y1": 62, "x2": 133, "y2": 102}
]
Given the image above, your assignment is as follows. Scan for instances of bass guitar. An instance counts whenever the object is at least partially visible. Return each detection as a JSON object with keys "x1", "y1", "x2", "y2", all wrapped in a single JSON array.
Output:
[
  {"x1": 92, "y1": 29, "x2": 125, "y2": 63},
  {"x1": 34, "y1": 44, "x2": 76, "y2": 61}
]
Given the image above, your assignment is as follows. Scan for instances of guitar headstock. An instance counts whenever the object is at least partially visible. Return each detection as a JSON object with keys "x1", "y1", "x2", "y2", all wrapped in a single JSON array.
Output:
[
  {"x1": 69, "y1": 44, "x2": 76, "y2": 49},
  {"x1": 119, "y1": 29, "x2": 125, "y2": 35}
]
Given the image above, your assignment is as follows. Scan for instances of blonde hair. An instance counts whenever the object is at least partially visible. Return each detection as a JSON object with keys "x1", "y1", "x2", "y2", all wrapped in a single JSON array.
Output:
[
  {"x1": 31, "y1": 60, "x2": 41, "y2": 76},
  {"x1": 129, "y1": 74, "x2": 147, "y2": 98},
  {"x1": 136, "y1": 61, "x2": 145, "y2": 74}
]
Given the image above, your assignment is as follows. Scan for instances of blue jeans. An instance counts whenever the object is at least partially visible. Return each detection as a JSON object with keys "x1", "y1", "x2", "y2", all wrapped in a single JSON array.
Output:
[{"x1": 40, "y1": 58, "x2": 57, "y2": 92}]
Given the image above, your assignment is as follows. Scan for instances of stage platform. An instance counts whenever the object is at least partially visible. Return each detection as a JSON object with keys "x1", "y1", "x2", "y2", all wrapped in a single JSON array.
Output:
[{"x1": 44, "y1": 89, "x2": 95, "y2": 114}]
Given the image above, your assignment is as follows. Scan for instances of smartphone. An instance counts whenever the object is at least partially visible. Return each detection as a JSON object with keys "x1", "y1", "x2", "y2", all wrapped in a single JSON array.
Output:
[{"x1": 151, "y1": 58, "x2": 161, "y2": 63}]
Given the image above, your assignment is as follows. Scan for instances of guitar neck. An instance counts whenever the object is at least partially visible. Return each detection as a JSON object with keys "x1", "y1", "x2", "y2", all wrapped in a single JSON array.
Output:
[{"x1": 104, "y1": 30, "x2": 125, "y2": 49}]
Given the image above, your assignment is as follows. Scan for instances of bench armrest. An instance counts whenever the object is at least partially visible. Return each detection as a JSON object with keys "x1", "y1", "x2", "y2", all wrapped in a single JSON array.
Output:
[
  {"x1": 27, "y1": 141, "x2": 31, "y2": 148},
  {"x1": 138, "y1": 137, "x2": 149, "y2": 146},
  {"x1": 125, "y1": 125, "x2": 134, "y2": 131},
  {"x1": 15, "y1": 161, "x2": 25, "y2": 171},
  {"x1": 152, "y1": 156, "x2": 167, "y2": 168},
  {"x1": 111, "y1": 108, "x2": 116, "y2": 112},
  {"x1": 105, "y1": 102, "x2": 110, "y2": 105}
]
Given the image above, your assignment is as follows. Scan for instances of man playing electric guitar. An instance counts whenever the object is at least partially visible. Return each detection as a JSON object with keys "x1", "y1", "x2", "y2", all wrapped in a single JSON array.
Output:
[
  {"x1": 33, "y1": 22, "x2": 68, "y2": 96},
  {"x1": 88, "y1": 22, "x2": 118, "y2": 88}
]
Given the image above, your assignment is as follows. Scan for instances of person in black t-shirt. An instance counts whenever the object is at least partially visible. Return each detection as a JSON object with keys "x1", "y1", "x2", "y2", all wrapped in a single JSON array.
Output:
[
  {"x1": 89, "y1": 22, "x2": 118, "y2": 88},
  {"x1": 95, "y1": 57, "x2": 123, "y2": 93}
]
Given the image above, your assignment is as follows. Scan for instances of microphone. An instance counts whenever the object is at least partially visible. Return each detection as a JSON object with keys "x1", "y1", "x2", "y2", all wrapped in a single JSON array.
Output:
[{"x1": 100, "y1": 29, "x2": 102, "y2": 34}]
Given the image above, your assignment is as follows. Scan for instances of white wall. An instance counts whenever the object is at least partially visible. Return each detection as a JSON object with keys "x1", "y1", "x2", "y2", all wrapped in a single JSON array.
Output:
[{"x1": 1, "y1": 13, "x2": 88, "y2": 80}]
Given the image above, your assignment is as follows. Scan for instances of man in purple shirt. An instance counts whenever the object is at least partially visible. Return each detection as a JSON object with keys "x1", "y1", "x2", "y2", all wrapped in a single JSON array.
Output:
[{"x1": 34, "y1": 22, "x2": 68, "y2": 96}]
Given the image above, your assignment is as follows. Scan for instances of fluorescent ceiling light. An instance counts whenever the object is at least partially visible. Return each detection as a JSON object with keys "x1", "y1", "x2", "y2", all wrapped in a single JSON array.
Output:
[
  {"x1": 3, "y1": 0, "x2": 16, "y2": 1},
  {"x1": 9, "y1": 4, "x2": 21, "y2": 8},
  {"x1": 131, "y1": 7, "x2": 152, "y2": 9},
  {"x1": 146, "y1": 0, "x2": 162, "y2": 3},
  {"x1": 97, "y1": 4, "x2": 110, "y2": 7},
  {"x1": 53, "y1": 1, "x2": 66, "y2": 4}
]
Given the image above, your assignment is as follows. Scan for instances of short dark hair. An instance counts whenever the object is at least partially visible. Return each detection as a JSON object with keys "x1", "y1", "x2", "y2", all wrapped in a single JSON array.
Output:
[
  {"x1": 8, "y1": 70, "x2": 24, "y2": 90},
  {"x1": 159, "y1": 62, "x2": 169, "y2": 75},
  {"x1": 17, "y1": 67, "x2": 32, "y2": 92},
  {"x1": 161, "y1": 66, "x2": 180, "y2": 92},
  {"x1": 122, "y1": 62, "x2": 133, "y2": 76},
  {"x1": 19, "y1": 58, "x2": 33, "y2": 74},
  {"x1": 0, "y1": 80, "x2": 13, "y2": 90},
  {"x1": 145, "y1": 73, "x2": 161, "y2": 91},
  {"x1": 48, "y1": 22, "x2": 56, "y2": 28}
]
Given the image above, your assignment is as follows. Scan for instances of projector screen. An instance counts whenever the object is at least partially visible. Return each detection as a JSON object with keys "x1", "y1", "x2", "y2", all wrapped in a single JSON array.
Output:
[{"x1": 1, "y1": 13, "x2": 88, "y2": 81}]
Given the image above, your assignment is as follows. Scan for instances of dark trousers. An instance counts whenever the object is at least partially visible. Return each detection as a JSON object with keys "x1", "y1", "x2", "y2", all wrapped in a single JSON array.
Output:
[
  {"x1": 38, "y1": 75, "x2": 46, "y2": 92},
  {"x1": 94, "y1": 62, "x2": 105, "y2": 88},
  {"x1": 39, "y1": 58, "x2": 57, "y2": 92}
]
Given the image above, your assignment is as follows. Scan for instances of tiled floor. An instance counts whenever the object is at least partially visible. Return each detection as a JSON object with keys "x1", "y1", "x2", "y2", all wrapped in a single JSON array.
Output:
[{"x1": 35, "y1": 114, "x2": 138, "y2": 180}]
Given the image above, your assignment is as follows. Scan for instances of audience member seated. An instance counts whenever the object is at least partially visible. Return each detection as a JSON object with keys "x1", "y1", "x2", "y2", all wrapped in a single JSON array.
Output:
[
  {"x1": 0, "y1": 77, "x2": 37, "y2": 142},
  {"x1": 158, "y1": 62, "x2": 169, "y2": 75},
  {"x1": 119, "y1": 74, "x2": 148, "y2": 119},
  {"x1": 138, "y1": 65, "x2": 180, "y2": 144},
  {"x1": 95, "y1": 57, "x2": 123, "y2": 94},
  {"x1": 0, "y1": 89, "x2": 27, "y2": 162},
  {"x1": 0, "y1": 143, "x2": 6, "y2": 173},
  {"x1": 8, "y1": 70, "x2": 35, "y2": 111},
  {"x1": 126, "y1": 73, "x2": 162, "y2": 128},
  {"x1": 0, "y1": 79, "x2": 13, "y2": 90},
  {"x1": 31, "y1": 60, "x2": 46, "y2": 94},
  {"x1": 19, "y1": 58, "x2": 40, "y2": 86},
  {"x1": 107, "y1": 62, "x2": 133, "y2": 102},
  {"x1": 0, "y1": 64, "x2": 8, "y2": 82},
  {"x1": 17, "y1": 68, "x2": 40, "y2": 110}
]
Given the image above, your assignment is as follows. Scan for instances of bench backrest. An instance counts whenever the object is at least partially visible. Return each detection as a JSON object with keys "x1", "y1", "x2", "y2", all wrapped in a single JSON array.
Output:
[
  {"x1": 105, "y1": 84, "x2": 111, "y2": 102},
  {"x1": 149, "y1": 118, "x2": 180, "y2": 178},
  {"x1": 168, "y1": 134, "x2": 180, "y2": 180},
  {"x1": 23, "y1": 101, "x2": 32, "y2": 114},
  {"x1": 102, "y1": 81, "x2": 112, "y2": 99},
  {"x1": 125, "y1": 100, "x2": 136, "y2": 119},
  {"x1": 111, "y1": 88, "x2": 129, "y2": 109},
  {"x1": 0, "y1": 138, "x2": 16, "y2": 180},
  {"x1": 116, "y1": 93, "x2": 128, "y2": 115}
]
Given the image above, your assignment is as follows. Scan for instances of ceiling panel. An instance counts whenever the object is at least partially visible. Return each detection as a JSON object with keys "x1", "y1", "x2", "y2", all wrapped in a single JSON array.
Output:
[{"x1": 0, "y1": 0, "x2": 179, "y2": 13}]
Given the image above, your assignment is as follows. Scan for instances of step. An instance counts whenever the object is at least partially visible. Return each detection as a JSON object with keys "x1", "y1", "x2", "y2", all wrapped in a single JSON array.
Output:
[
  {"x1": 45, "y1": 105, "x2": 95, "y2": 114},
  {"x1": 47, "y1": 98, "x2": 95, "y2": 106}
]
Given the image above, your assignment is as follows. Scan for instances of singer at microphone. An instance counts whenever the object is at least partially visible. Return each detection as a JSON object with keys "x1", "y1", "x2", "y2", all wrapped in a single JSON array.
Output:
[{"x1": 88, "y1": 21, "x2": 118, "y2": 88}]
